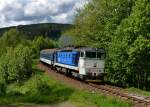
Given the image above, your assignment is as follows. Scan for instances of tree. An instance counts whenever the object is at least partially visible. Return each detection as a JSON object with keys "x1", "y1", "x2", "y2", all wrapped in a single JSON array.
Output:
[
  {"x1": 32, "y1": 36, "x2": 57, "y2": 57},
  {"x1": 128, "y1": 36, "x2": 150, "y2": 89},
  {"x1": 68, "y1": 0, "x2": 150, "y2": 89},
  {"x1": 67, "y1": 0, "x2": 135, "y2": 48},
  {"x1": 0, "y1": 45, "x2": 32, "y2": 83},
  {"x1": 58, "y1": 35, "x2": 75, "y2": 47},
  {"x1": 0, "y1": 28, "x2": 29, "y2": 56},
  {"x1": 107, "y1": 0, "x2": 150, "y2": 89}
]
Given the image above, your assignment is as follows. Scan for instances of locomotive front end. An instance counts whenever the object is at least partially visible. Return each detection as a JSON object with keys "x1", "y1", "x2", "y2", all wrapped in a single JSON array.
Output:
[{"x1": 78, "y1": 48, "x2": 105, "y2": 82}]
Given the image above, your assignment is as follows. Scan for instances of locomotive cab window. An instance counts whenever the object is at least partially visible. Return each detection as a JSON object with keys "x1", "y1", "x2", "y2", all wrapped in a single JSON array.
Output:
[
  {"x1": 85, "y1": 52, "x2": 96, "y2": 58},
  {"x1": 97, "y1": 52, "x2": 105, "y2": 59}
]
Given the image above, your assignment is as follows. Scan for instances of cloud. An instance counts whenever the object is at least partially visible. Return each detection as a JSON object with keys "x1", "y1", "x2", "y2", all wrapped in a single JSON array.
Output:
[{"x1": 0, "y1": 0, "x2": 88, "y2": 28}]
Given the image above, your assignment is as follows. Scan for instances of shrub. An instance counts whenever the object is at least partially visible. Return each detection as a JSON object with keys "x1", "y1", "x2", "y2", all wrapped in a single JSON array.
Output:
[
  {"x1": 0, "y1": 29, "x2": 25, "y2": 56},
  {"x1": 0, "y1": 45, "x2": 32, "y2": 83},
  {"x1": 0, "y1": 81, "x2": 6, "y2": 96}
]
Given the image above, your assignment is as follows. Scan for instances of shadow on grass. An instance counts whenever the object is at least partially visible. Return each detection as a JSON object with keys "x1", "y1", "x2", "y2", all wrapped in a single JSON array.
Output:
[
  {"x1": 0, "y1": 85, "x2": 74, "y2": 105},
  {"x1": 0, "y1": 72, "x2": 74, "y2": 105},
  {"x1": 23, "y1": 85, "x2": 74, "y2": 104}
]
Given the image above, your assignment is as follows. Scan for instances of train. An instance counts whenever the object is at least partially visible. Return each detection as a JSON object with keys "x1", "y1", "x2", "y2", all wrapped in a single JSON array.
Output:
[{"x1": 40, "y1": 47, "x2": 105, "y2": 82}]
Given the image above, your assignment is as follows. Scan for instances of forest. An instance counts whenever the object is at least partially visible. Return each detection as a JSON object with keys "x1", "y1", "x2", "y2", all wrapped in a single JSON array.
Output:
[
  {"x1": 67, "y1": 0, "x2": 150, "y2": 89},
  {"x1": 0, "y1": 28, "x2": 57, "y2": 95},
  {"x1": 0, "y1": 29, "x2": 132, "y2": 107},
  {"x1": 0, "y1": 0, "x2": 149, "y2": 105},
  {"x1": 0, "y1": 23, "x2": 71, "y2": 39}
]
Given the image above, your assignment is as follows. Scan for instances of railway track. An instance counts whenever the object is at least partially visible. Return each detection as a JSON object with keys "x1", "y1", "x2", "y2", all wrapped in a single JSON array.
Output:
[
  {"x1": 38, "y1": 63, "x2": 150, "y2": 107},
  {"x1": 88, "y1": 83, "x2": 150, "y2": 107}
]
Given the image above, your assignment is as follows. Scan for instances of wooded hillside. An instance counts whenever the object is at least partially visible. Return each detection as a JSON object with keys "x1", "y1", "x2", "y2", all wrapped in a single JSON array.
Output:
[{"x1": 0, "y1": 23, "x2": 72, "y2": 40}]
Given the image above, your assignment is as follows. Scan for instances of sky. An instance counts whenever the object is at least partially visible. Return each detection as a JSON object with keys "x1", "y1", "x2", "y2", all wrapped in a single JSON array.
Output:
[{"x1": 0, "y1": 0, "x2": 88, "y2": 28}]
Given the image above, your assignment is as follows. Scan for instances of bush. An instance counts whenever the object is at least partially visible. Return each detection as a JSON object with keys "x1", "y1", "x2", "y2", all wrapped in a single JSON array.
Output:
[
  {"x1": 23, "y1": 75, "x2": 51, "y2": 95},
  {"x1": 0, "y1": 29, "x2": 27, "y2": 57},
  {"x1": 6, "y1": 73, "x2": 74, "y2": 104},
  {"x1": 0, "y1": 81, "x2": 6, "y2": 96},
  {"x1": 0, "y1": 45, "x2": 32, "y2": 83}
]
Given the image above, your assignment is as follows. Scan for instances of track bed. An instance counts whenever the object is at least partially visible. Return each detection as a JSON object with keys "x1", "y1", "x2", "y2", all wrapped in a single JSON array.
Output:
[{"x1": 38, "y1": 63, "x2": 150, "y2": 107}]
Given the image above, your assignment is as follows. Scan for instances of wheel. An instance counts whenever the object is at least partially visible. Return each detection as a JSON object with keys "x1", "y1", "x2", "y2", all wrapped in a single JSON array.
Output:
[
  {"x1": 65, "y1": 68, "x2": 72, "y2": 77},
  {"x1": 79, "y1": 75, "x2": 86, "y2": 81}
]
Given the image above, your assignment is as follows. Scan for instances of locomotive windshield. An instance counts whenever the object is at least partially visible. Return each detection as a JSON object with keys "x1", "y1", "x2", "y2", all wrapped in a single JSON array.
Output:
[
  {"x1": 97, "y1": 52, "x2": 105, "y2": 59},
  {"x1": 84, "y1": 51, "x2": 105, "y2": 59},
  {"x1": 85, "y1": 52, "x2": 96, "y2": 58}
]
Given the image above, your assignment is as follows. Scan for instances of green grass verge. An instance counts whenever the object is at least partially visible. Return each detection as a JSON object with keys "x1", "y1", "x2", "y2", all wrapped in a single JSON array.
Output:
[
  {"x1": 0, "y1": 68, "x2": 132, "y2": 107},
  {"x1": 70, "y1": 90, "x2": 132, "y2": 107},
  {"x1": 0, "y1": 72, "x2": 74, "y2": 104},
  {"x1": 125, "y1": 87, "x2": 150, "y2": 97}
]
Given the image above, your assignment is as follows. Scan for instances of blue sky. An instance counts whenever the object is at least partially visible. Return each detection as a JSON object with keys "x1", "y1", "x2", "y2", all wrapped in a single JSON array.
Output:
[{"x1": 0, "y1": 0, "x2": 88, "y2": 28}]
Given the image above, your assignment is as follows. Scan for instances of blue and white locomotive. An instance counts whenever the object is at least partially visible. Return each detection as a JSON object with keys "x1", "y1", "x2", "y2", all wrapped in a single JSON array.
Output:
[{"x1": 40, "y1": 47, "x2": 105, "y2": 82}]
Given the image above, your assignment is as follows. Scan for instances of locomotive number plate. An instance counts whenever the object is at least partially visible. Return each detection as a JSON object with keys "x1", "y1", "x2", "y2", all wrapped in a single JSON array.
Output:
[{"x1": 90, "y1": 69, "x2": 99, "y2": 73}]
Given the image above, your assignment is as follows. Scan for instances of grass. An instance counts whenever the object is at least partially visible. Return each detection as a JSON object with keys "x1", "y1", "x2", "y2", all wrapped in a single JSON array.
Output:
[
  {"x1": 105, "y1": 78, "x2": 150, "y2": 97},
  {"x1": 0, "y1": 67, "x2": 132, "y2": 107},
  {"x1": 0, "y1": 71, "x2": 74, "y2": 104},
  {"x1": 0, "y1": 59, "x2": 148, "y2": 107},
  {"x1": 70, "y1": 90, "x2": 131, "y2": 107},
  {"x1": 125, "y1": 87, "x2": 150, "y2": 97}
]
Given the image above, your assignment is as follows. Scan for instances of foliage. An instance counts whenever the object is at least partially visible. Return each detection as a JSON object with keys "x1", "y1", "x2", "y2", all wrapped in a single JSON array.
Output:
[
  {"x1": 0, "y1": 29, "x2": 21, "y2": 56},
  {"x1": 0, "y1": 71, "x2": 131, "y2": 107},
  {"x1": 67, "y1": 0, "x2": 135, "y2": 48},
  {"x1": 0, "y1": 28, "x2": 58, "y2": 84},
  {"x1": 32, "y1": 36, "x2": 57, "y2": 58},
  {"x1": 0, "y1": 81, "x2": 6, "y2": 96},
  {"x1": 4, "y1": 72, "x2": 74, "y2": 104},
  {"x1": 0, "y1": 29, "x2": 22, "y2": 47},
  {"x1": 0, "y1": 24, "x2": 59, "y2": 101},
  {"x1": 0, "y1": 28, "x2": 58, "y2": 58},
  {"x1": 68, "y1": 0, "x2": 150, "y2": 89},
  {"x1": 0, "y1": 23, "x2": 72, "y2": 40},
  {"x1": 0, "y1": 45, "x2": 32, "y2": 83},
  {"x1": 107, "y1": 0, "x2": 150, "y2": 89},
  {"x1": 0, "y1": 29, "x2": 31, "y2": 57},
  {"x1": 58, "y1": 35, "x2": 75, "y2": 47}
]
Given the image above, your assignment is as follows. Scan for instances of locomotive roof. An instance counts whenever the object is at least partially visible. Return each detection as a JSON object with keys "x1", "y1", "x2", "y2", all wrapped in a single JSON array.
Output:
[
  {"x1": 75, "y1": 47, "x2": 105, "y2": 52},
  {"x1": 41, "y1": 47, "x2": 105, "y2": 53},
  {"x1": 41, "y1": 48, "x2": 57, "y2": 52}
]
